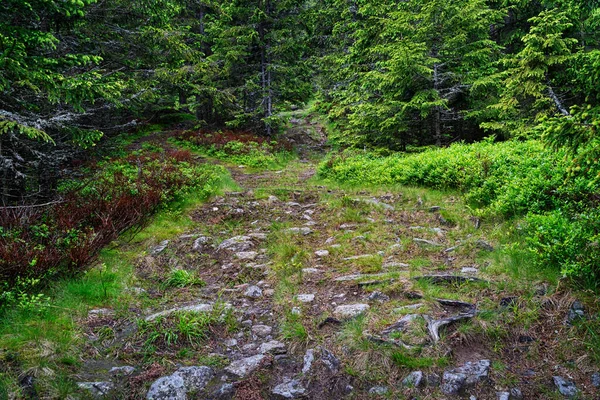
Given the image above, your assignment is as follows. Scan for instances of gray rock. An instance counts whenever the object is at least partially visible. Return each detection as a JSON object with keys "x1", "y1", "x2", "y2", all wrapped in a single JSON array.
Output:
[
  {"x1": 225, "y1": 355, "x2": 266, "y2": 378},
  {"x1": 147, "y1": 375, "x2": 186, "y2": 400},
  {"x1": 212, "y1": 383, "x2": 234, "y2": 399},
  {"x1": 566, "y1": 300, "x2": 585, "y2": 324},
  {"x1": 315, "y1": 250, "x2": 329, "y2": 257},
  {"x1": 259, "y1": 340, "x2": 286, "y2": 354},
  {"x1": 302, "y1": 268, "x2": 320, "y2": 274},
  {"x1": 173, "y1": 366, "x2": 213, "y2": 392},
  {"x1": 321, "y1": 348, "x2": 340, "y2": 373},
  {"x1": 368, "y1": 386, "x2": 389, "y2": 395},
  {"x1": 339, "y1": 223, "x2": 358, "y2": 230},
  {"x1": 461, "y1": 267, "x2": 479, "y2": 274},
  {"x1": 192, "y1": 236, "x2": 211, "y2": 251},
  {"x1": 302, "y1": 349, "x2": 315, "y2": 374},
  {"x1": 244, "y1": 285, "x2": 263, "y2": 299},
  {"x1": 291, "y1": 306, "x2": 301, "y2": 315},
  {"x1": 77, "y1": 382, "x2": 114, "y2": 398},
  {"x1": 109, "y1": 366, "x2": 135, "y2": 377},
  {"x1": 235, "y1": 251, "x2": 258, "y2": 260},
  {"x1": 413, "y1": 238, "x2": 443, "y2": 247},
  {"x1": 218, "y1": 236, "x2": 253, "y2": 252},
  {"x1": 224, "y1": 338, "x2": 238, "y2": 347},
  {"x1": 272, "y1": 378, "x2": 306, "y2": 398},
  {"x1": 510, "y1": 388, "x2": 523, "y2": 399},
  {"x1": 88, "y1": 308, "x2": 114, "y2": 317},
  {"x1": 333, "y1": 304, "x2": 369, "y2": 320},
  {"x1": 497, "y1": 392, "x2": 510, "y2": 400},
  {"x1": 441, "y1": 360, "x2": 490, "y2": 394},
  {"x1": 251, "y1": 325, "x2": 272, "y2": 337},
  {"x1": 296, "y1": 294, "x2": 315, "y2": 303},
  {"x1": 441, "y1": 372, "x2": 467, "y2": 395},
  {"x1": 285, "y1": 227, "x2": 312, "y2": 235},
  {"x1": 553, "y1": 376, "x2": 579, "y2": 397},
  {"x1": 367, "y1": 291, "x2": 390, "y2": 303},
  {"x1": 151, "y1": 240, "x2": 169, "y2": 255},
  {"x1": 476, "y1": 240, "x2": 494, "y2": 251},
  {"x1": 425, "y1": 373, "x2": 441, "y2": 387},
  {"x1": 402, "y1": 371, "x2": 423, "y2": 387},
  {"x1": 592, "y1": 372, "x2": 600, "y2": 387}
]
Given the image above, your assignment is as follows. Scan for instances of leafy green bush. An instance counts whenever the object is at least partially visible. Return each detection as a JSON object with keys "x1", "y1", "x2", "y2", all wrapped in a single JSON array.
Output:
[{"x1": 318, "y1": 139, "x2": 600, "y2": 286}]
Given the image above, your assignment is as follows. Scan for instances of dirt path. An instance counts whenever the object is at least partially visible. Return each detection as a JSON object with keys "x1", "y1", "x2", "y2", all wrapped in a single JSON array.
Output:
[{"x1": 75, "y1": 136, "x2": 598, "y2": 399}]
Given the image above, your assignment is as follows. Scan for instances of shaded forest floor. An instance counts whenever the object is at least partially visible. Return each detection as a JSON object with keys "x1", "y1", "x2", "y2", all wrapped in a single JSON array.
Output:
[{"x1": 1, "y1": 115, "x2": 599, "y2": 399}]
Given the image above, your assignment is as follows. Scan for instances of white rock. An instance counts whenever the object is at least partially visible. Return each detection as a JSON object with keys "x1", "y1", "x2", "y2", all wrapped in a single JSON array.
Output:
[
  {"x1": 296, "y1": 294, "x2": 315, "y2": 303},
  {"x1": 333, "y1": 304, "x2": 370, "y2": 320},
  {"x1": 225, "y1": 355, "x2": 266, "y2": 378},
  {"x1": 251, "y1": 325, "x2": 272, "y2": 337}
]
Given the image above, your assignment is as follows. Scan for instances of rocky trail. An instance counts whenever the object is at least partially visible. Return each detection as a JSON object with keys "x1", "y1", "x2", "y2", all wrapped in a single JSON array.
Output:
[{"x1": 74, "y1": 121, "x2": 599, "y2": 399}]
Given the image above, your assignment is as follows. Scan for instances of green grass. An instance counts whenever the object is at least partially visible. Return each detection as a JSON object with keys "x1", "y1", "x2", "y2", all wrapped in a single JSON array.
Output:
[{"x1": 0, "y1": 153, "x2": 237, "y2": 398}]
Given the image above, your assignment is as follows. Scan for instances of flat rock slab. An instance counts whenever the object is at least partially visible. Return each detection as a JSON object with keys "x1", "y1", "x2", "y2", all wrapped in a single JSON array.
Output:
[
  {"x1": 225, "y1": 355, "x2": 266, "y2": 378},
  {"x1": 333, "y1": 304, "x2": 370, "y2": 320},
  {"x1": 315, "y1": 250, "x2": 329, "y2": 257},
  {"x1": 218, "y1": 236, "x2": 253, "y2": 252}
]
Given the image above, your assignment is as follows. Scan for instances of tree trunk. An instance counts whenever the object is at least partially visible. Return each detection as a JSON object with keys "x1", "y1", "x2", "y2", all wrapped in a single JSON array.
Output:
[{"x1": 433, "y1": 62, "x2": 442, "y2": 146}]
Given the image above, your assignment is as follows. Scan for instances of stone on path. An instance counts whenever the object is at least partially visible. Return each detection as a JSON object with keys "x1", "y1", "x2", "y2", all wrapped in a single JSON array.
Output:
[
  {"x1": 296, "y1": 294, "x2": 315, "y2": 303},
  {"x1": 302, "y1": 349, "x2": 315, "y2": 374},
  {"x1": 333, "y1": 304, "x2": 369, "y2": 320},
  {"x1": 244, "y1": 285, "x2": 263, "y2": 299},
  {"x1": 402, "y1": 371, "x2": 424, "y2": 387},
  {"x1": 147, "y1": 375, "x2": 186, "y2": 400},
  {"x1": 259, "y1": 340, "x2": 286, "y2": 354},
  {"x1": 173, "y1": 366, "x2": 213, "y2": 392},
  {"x1": 218, "y1": 236, "x2": 253, "y2": 252},
  {"x1": 192, "y1": 236, "x2": 211, "y2": 251},
  {"x1": 272, "y1": 378, "x2": 306, "y2": 398},
  {"x1": 315, "y1": 250, "x2": 329, "y2": 257},
  {"x1": 553, "y1": 376, "x2": 579, "y2": 398},
  {"x1": 151, "y1": 240, "x2": 169, "y2": 255},
  {"x1": 476, "y1": 239, "x2": 494, "y2": 251},
  {"x1": 235, "y1": 251, "x2": 258, "y2": 260},
  {"x1": 320, "y1": 348, "x2": 341, "y2": 373},
  {"x1": 368, "y1": 386, "x2": 389, "y2": 395},
  {"x1": 592, "y1": 372, "x2": 600, "y2": 387},
  {"x1": 566, "y1": 300, "x2": 585, "y2": 324},
  {"x1": 251, "y1": 325, "x2": 272, "y2": 337},
  {"x1": 441, "y1": 360, "x2": 490, "y2": 395},
  {"x1": 225, "y1": 355, "x2": 266, "y2": 378},
  {"x1": 285, "y1": 227, "x2": 312, "y2": 235}
]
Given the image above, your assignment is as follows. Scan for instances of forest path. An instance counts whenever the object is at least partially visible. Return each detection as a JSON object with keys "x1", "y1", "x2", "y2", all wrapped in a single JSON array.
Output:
[{"x1": 76, "y1": 131, "x2": 593, "y2": 400}]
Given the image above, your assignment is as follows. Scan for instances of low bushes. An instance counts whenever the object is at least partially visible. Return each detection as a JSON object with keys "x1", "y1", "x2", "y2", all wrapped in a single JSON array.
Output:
[
  {"x1": 173, "y1": 130, "x2": 294, "y2": 169},
  {"x1": 0, "y1": 148, "x2": 228, "y2": 304},
  {"x1": 318, "y1": 139, "x2": 600, "y2": 286}
]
